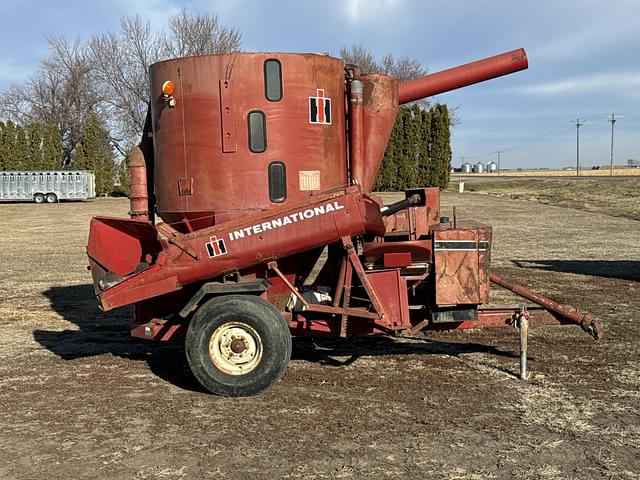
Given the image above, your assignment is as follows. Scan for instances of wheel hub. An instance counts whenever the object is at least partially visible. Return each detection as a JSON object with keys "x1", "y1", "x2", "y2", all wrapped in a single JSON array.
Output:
[
  {"x1": 209, "y1": 322, "x2": 263, "y2": 375},
  {"x1": 230, "y1": 338, "x2": 246, "y2": 354}
]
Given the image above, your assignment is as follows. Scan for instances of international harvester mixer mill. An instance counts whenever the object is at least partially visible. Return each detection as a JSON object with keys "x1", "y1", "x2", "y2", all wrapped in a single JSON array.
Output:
[{"x1": 87, "y1": 48, "x2": 601, "y2": 396}]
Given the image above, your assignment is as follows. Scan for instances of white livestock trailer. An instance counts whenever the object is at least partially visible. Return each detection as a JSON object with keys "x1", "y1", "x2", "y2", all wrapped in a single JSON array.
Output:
[{"x1": 0, "y1": 171, "x2": 96, "y2": 203}]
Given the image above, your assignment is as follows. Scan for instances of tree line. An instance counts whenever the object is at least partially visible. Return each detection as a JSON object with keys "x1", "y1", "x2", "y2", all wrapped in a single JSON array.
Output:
[
  {"x1": 2, "y1": 9, "x2": 242, "y2": 163},
  {"x1": 0, "y1": 12, "x2": 452, "y2": 194},
  {"x1": 0, "y1": 9, "x2": 237, "y2": 195},
  {"x1": 377, "y1": 103, "x2": 451, "y2": 191},
  {"x1": 0, "y1": 121, "x2": 61, "y2": 171},
  {"x1": 0, "y1": 115, "x2": 118, "y2": 196}
]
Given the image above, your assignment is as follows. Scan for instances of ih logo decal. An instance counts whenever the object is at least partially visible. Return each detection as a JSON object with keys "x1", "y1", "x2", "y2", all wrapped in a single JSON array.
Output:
[
  {"x1": 205, "y1": 236, "x2": 228, "y2": 258},
  {"x1": 309, "y1": 89, "x2": 331, "y2": 125}
]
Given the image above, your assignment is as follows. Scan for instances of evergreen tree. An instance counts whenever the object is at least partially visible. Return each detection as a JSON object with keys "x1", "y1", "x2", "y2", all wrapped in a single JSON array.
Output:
[
  {"x1": 14, "y1": 125, "x2": 29, "y2": 170},
  {"x1": 430, "y1": 104, "x2": 452, "y2": 189},
  {"x1": 76, "y1": 113, "x2": 116, "y2": 195},
  {"x1": 116, "y1": 155, "x2": 130, "y2": 196},
  {"x1": 26, "y1": 123, "x2": 44, "y2": 170},
  {"x1": 415, "y1": 107, "x2": 432, "y2": 186},
  {"x1": 396, "y1": 108, "x2": 419, "y2": 190},
  {"x1": 375, "y1": 102, "x2": 453, "y2": 192},
  {"x1": 0, "y1": 121, "x2": 4, "y2": 170},
  {"x1": 376, "y1": 114, "x2": 402, "y2": 191},
  {"x1": 1, "y1": 121, "x2": 17, "y2": 170},
  {"x1": 43, "y1": 124, "x2": 63, "y2": 170},
  {"x1": 438, "y1": 104, "x2": 452, "y2": 189},
  {"x1": 73, "y1": 142, "x2": 88, "y2": 170}
]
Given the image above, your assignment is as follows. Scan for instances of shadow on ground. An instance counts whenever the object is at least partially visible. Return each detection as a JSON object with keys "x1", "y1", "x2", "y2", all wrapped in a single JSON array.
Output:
[
  {"x1": 291, "y1": 335, "x2": 517, "y2": 367},
  {"x1": 35, "y1": 284, "x2": 519, "y2": 393},
  {"x1": 34, "y1": 284, "x2": 207, "y2": 393},
  {"x1": 512, "y1": 259, "x2": 640, "y2": 282}
]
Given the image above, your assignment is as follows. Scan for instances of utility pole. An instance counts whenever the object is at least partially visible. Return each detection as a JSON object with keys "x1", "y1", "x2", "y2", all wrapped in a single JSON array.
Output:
[
  {"x1": 608, "y1": 113, "x2": 620, "y2": 176},
  {"x1": 572, "y1": 119, "x2": 584, "y2": 177},
  {"x1": 494, "y1": 150, "x2": 504, "y2": 175}
]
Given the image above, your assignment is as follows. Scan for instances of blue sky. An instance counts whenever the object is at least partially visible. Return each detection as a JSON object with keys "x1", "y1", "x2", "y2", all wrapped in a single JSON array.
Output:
[{"x1": 1, "y1": 0, "x2": 639, "y2": 169}]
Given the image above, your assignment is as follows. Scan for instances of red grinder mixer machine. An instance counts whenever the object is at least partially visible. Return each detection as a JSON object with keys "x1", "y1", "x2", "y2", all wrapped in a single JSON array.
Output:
[{"x1": 87, "y1": 48, "x2": 600, "y2": 396}]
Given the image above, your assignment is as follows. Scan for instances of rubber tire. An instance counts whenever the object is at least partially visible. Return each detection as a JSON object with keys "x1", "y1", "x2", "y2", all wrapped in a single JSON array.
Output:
[
  {"x1": 34, "y1": 193, "x2": 45, "y2": 204},
  {"x1": 45, "y1": 193, "x2": 57, "y2": 203},
  {"x1": 185, "y1": 295, "x2": 292, "y2": 397}
]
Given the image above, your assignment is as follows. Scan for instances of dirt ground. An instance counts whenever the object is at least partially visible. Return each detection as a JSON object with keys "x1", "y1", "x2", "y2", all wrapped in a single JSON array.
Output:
[
  {"x1": 0, "y1": 190, "x2": 638, "y2": 479},
  {"x1": 450, "y1": 177, "x2": 640, "y2": 221}
]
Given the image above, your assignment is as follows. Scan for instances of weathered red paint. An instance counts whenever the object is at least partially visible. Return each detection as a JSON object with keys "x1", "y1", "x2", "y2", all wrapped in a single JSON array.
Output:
[
  {"x1": 91, "y1": 187, "x2": 384, "y2": 311},
  {"x1": 149, "y1": 53, "x2": 348, "y2": 231},
  {"x1": 86, "y1": 46, "x2": 599, "y2": 349},
  {"x1": 348, "y1": 79, "x2": 365, "y2": 187},
  {"x1": 398, "y1": 48, "x2": 528, "y2": 104},
  {"x1": 359, "y1": 74, "x2": 400, "y2": 192},
  {"x1": 433, "y1": 222, "x2": 492, "y2": 305},
  {"x1": 424, "y1": 307, "x2": 564, "y2": 331},
  {"x1": 382, "y1": 188, "x2": 441, "y2": 238},
  {"x1": 128, "y1": 146, "x2": 149, "y2": 220},
  {"x1": 489, "y1": 272, "x2": 601, "y2": 339}
]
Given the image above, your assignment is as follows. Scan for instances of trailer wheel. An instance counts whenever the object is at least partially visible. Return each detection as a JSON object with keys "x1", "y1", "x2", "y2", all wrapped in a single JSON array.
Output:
[
  {"x1": 34, "y1": 193, "x2": 45, "y2": 204},
  {"x1": 186, "y1": 295, "x2": 291, "y2": 397},
  {"x1": 45, "y1": 193, "x2": 57, "y2": 203}
]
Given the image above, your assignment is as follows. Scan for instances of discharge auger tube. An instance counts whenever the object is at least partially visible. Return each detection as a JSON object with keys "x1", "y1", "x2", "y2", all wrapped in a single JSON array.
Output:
[{"x1": 398, "y1": 48, "x2": 528, "y2": 104}]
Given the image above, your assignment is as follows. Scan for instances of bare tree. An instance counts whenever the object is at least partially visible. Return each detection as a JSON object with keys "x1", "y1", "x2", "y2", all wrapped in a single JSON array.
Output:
[
  {"x1": 88, "y1": 10, "x2": 242, "y2": 149},
  {"x1": 379, "y1": 54, "x2": 426, "y2": 82},
  {"x1": 339, "y1": 45, "x2": 426, "y2": 81},
  {"x1": 161, "y1": 8, "x2": 242, "y2": 58},
  {"x1": 2, "y1": 10, "x2": 243, "y2": 161},
  {"x1": 89, "y1": 16, "x2": 163, "y2": 150},
  {"x1": 5, "y1": 37, "x2": 99, "y2": 164},
  {"x1": 339, "y1": 45, "x2": 379, "y2": 74}
]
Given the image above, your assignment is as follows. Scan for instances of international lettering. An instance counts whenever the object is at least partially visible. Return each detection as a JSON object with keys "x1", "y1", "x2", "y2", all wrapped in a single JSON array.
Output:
[{"x1": 228, "y1": 201, "x2": 344, "y2": 241}]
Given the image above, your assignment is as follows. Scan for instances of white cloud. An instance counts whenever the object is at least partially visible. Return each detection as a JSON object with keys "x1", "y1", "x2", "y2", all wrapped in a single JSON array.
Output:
[
  {"x1": 344, "y1": 0, "x2": 402, "y2": 23},
  {"x1": 514, "y1": 72, "x2": 640, "y2": 96}
]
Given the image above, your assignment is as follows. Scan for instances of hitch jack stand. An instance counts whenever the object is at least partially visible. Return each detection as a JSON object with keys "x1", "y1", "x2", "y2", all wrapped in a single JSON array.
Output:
[{"x1": 516, "y1": 306, "x2": 530, "y2": 380}]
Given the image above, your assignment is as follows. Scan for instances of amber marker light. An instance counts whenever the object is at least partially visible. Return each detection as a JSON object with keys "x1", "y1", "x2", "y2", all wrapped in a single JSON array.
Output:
[{"x1": 162, "y1": 80, "x2": 175, "y2": 97}]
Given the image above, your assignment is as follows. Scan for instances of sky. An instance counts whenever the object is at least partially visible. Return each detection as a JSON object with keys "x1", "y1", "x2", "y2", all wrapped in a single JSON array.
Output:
[{"x1": 1, "y1": 0, "x2": 639, "y2": 169}]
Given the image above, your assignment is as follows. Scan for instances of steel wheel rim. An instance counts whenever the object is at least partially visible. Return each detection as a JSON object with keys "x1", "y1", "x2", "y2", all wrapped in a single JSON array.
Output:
[{"x1": 209, "y1": 322, "x2": 263, "y2": 375}]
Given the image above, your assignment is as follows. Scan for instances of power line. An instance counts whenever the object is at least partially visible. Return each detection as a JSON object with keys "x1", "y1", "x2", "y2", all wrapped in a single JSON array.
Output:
[
  {"x1": 457, "y1": 111, "x2": 638, "y2": 166},
  {"x1": 459, "y1": 125, "x2": 572, "y2": 161}
]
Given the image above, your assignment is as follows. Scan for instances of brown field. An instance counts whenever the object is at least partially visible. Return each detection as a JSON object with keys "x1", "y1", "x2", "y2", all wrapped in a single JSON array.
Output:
[
  {"x1": 455, "y1": 166, "x2": 640, "y2": 177},
  {"x1": 449, "y1": 177, "x2": 640, "y2": 221},
  {"x1": 1, "y1": 189, "x2": 639, "y2": 479}
]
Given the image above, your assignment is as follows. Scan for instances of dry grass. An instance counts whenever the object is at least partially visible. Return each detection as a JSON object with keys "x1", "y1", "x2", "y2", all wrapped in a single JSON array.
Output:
[
  {"x1": 455, "y1": 166, "x2": 640, "y2": 177},
  {"x1": 0, "y1": 194, "x2": 639, "y2": 479},
  {"x1": 448, "y1": 177, "x2": 640, "y2": 220}
]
